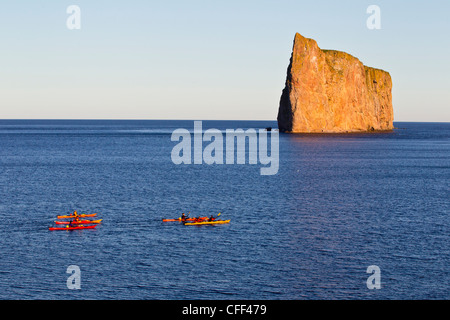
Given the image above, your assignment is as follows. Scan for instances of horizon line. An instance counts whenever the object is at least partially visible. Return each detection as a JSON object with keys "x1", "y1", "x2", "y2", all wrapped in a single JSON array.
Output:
[{"x1": 0, "y1": 119, "x2": 449, "y2": 124}]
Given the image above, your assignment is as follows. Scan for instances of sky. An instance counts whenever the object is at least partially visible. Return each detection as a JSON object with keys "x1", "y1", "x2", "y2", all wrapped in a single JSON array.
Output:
[{"x1": 0, "y1": 0, "x2": 449, "y2": 121}]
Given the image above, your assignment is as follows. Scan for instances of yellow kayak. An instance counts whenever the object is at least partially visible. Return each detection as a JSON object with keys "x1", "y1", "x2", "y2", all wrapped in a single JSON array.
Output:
[
  {"x1": 184, "y1": 220, "x2": 230, "y2": 226},
  {"x1": 57, "y1": 213, "x2": 97, "y2": 219},
  {"x1": 54, "y1": 219, "x2": 102, "y2": 225}
]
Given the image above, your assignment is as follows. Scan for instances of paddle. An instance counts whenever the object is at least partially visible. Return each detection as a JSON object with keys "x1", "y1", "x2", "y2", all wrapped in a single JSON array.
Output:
[
  {"x1": 208, "y1": 212, "x2": 221, "y2": 221},
  {"x1": 179, "y1": 211, "x2": 190, "y2": 221}
]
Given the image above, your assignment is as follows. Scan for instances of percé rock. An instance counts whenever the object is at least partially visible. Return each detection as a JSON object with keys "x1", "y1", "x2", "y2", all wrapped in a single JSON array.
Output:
[{"x1": 277, "y1": 33, "x2": 394, "y2": 133}]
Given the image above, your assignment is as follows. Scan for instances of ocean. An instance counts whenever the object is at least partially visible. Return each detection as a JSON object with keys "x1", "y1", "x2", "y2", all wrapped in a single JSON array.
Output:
[{"x1": 0, "y1": 120, "x2": 448, "y2": 299}]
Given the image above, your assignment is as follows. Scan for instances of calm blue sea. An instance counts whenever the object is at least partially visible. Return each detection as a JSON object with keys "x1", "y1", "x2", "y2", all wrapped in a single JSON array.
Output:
[{"x1": 0, "y1": 120, "x2": 448, "y2": 300}]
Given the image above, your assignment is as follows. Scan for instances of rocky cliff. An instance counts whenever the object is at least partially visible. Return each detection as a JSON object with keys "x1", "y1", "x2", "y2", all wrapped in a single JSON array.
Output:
[{"x1": 277, "y1": 33, "x2": 394, "y2": 133}]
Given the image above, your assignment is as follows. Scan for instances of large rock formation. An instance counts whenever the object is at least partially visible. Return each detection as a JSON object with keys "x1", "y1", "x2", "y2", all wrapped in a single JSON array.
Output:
[{"x1": 277, "y1": 33, "x2": 394, "y2": 133}]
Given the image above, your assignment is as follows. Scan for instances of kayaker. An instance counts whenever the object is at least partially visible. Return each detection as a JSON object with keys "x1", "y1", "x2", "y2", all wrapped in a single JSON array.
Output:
[
  {"x1": 208, "y1": 215, "x2": 215, "y2": 222},
  {"x1": 69, "y1": 220, "x2": 74, "y2": 228},
  {"x1": 181, "y1": 213, "x2": 186, "y2": 221}
]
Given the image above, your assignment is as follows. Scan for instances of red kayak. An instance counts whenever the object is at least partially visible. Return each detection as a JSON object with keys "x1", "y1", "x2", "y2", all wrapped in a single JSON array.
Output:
[
  {"x1": 162, "y1": 217, "x2": 208, "y2": 222},
  {"x1": 49, "y1": 225, "x2": 97, "y2": 231}
]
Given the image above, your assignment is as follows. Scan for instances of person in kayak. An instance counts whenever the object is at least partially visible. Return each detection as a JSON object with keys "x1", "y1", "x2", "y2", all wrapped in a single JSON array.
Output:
[
  {"x1": 208, "y1": 215, "x2": 215, "y2": 222},
  {"x1": 181, "y1": 213, "x2": 186, "y2": 221}
]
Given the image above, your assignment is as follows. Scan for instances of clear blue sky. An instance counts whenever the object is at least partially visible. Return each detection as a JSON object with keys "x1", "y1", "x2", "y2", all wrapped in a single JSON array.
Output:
[{"x1": 0, "y1": 0, "x2": 448, "y2": 121}]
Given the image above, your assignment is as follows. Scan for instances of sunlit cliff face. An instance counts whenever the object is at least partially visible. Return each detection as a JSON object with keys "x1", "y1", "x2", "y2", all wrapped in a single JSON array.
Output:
[{"x1": 278, "y1": 33, "x2": 393, "y2": 133}]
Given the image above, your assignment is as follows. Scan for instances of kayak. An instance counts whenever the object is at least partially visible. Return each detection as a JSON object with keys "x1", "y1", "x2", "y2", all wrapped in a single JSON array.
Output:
[
  {"x1": 54, "y1": 219, "x2": 102, "y2": 225},
  {"x1": 184, "y1": 220, "x2": 230, "y2": 226},
  {"x1": 57, "y1": 213, "x2": 97, "y2": 219},
  {"x1": 162, "y1": 217, "x2": 207, "y2": 222},
  {"x1": 49, "y1": 225, "x2": 97, "y2": 231}
]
